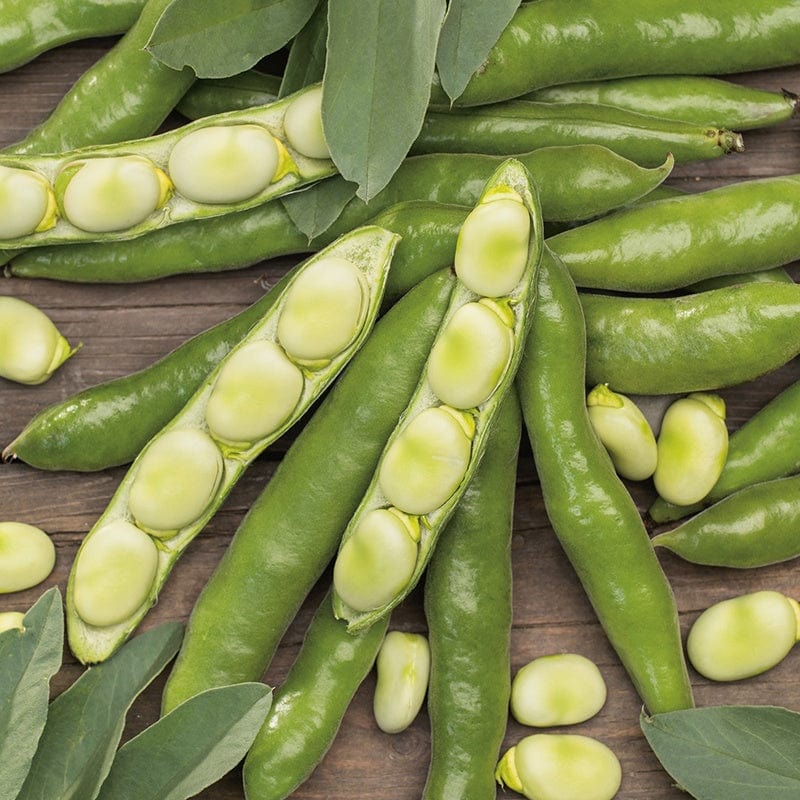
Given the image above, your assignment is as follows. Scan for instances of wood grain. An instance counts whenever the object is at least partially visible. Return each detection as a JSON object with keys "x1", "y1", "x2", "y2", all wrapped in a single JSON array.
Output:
[{"x1": 1, "y1": 41, "x2": 799, "y2": 800}]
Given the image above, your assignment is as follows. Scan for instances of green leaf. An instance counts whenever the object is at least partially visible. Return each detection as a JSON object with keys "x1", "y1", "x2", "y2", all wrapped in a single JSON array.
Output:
[
  {"x1": 95, "y1": 683, "x2": 272, "y2": 800},
  {"x1": 18, "y1": 622, "x2": 183, "y2": 800},
  {"x1": 324, "y1": 0, "x2": 446, "y2": 201},
  {"x1": 0, "y1": 588, "x2": 63, "y2": 800},
  {"x1": 641, "y1": 705, "x2": 800, "y2": 799},
  {"x1": 147, "y1": 0, "x2": 320, "y2": 78},
  {"x1": 281, "y1": 176, "x2": 358, "y2": 240},
  {"x1": 436, "y1": 0, "x2": 521, "y2": 103},
  {"x1": 279, "y1": 0, "x2": 327, "y2": 97}
]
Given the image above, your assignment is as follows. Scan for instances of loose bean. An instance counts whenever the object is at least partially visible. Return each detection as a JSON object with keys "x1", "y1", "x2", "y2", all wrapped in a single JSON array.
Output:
[
  {"x1": 0, "y1": 522, "x2": 55, "y2": 594},
  {"x1": 373, "y1": 631, "x2": 430, "y2": 734}
]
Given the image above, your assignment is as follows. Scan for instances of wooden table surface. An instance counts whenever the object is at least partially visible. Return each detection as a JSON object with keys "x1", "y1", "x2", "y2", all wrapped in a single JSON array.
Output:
[{"x1": 1, "y1": 41, "x2": 799, "y2": 800}]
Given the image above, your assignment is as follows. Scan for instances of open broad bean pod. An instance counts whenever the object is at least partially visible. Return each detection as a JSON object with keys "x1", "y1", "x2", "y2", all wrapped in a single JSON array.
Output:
[
  {"x1": 65, "y1": 223, "x2": 399, "y2": 664},
  {"x1": 0, "y1": 84, "x2": 333, "y2": 247},
  {"x1": 331, "y1": 157, "x2": 544, "y2": 632}
]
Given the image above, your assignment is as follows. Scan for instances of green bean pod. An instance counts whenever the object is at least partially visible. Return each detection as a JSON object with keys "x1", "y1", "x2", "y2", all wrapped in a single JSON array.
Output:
[
  {"x1": 66, "y1": 225, "x2": 397, "y2": 665},
  {"x1": 650, "y1": 379, "x2": 800, "y2": 523},
  {"x1": 687, "y1": 266, "x2": 795, "y2": 293},
  {"x1": 177, "y1": 71, "x2": 281, "y2": 120},
  {"x1": 161, "y1": 268, "x2": 456, "y2": 712},
  {"x1": 449, "y1": 0, "x2": 800, "y2": 106},
  {"x1": 422, "y1": 392, "x2": 519, "y2": 800},
  {"x1": 516, "y1": 249, "x2": 694, "y2": 714},
  {"x1": 6, "y1": 0, "x2": 194, "y2": 156},
  {"x1": 415, "y1": 101, "x2": 742, "y2": 167},
  {"x1": 0, "y1": 0, "x2": 145, "y2": 73},
  {"x1": 0, "y1": 84, "x2": 334, "y2": 248},
  {"x1": 548, "y1": 175, "x2": 800, "y2": 293},
  {"x1": 7, "y1": 145, "x2": 673, "y2": 282},
  {"x1": 526, "y1": 76, "x2": 799, "y2": 131},
  {"x1": 242, "y1": 590, "x2": 388, "y2": 800},
  {"x1": 582, "y1": 282, "x2": 800, "y2": 394},
  {"x1": 652, "y1": 475, "x2": 800, "y2": 568},
  {"x1": 331, "y1": 158, "x2": 544, "y2": 632}
]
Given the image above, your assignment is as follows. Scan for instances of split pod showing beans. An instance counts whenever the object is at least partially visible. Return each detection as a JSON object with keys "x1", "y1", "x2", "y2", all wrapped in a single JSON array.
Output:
[
  {"x1": 331, "y1": 157, "x2": 544, "y2": 632},
  {"x1": 65, "y1": 223, "x2": 398, "y2": 664},
  {"x1": 0, "y1": 83, "x2": 333, "y2": 248}
]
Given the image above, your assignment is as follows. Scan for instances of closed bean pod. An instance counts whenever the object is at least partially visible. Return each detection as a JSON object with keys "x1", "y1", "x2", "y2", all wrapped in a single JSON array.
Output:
[
  {"x1": 0, "y1": 84, "x2": 332, "y2": 248},
  {"x1": 654, "y1": 394, "x2": 729, "y2": 507},
  {"x1": 332, "y1": 158, "x2": 544, "y2": 632},
  {"x1": 517, "y1": 250, "x2": 694, "y2": 714},
  {"x1": 496, "y1": 734, "x2": 622, "y2": 800},
  {"x1": 686, "y1": 590, "x2": 800, "y2": 681},
  {"x1": 66, "y1": 224, "x2": 397, "y2": 664},
  {"x1": 416, "y1": 101, "x2": 741, "y2": 167},
  {"x1": 161, "y1": 269, "x2": 456, "y2": 712},
  {"x1": 0, "y1": 296, "x2": 78, "y2": 385},
  {"x1": 450, "y1": 0, "x2": 800, "y2": 106},
  {"x1": 0, "y1": 521, "x2": 55, "y2": 594},
  {"x1": 652, "y1": 475, "x2": 800, "y2": 569},
  {"x1": 8, "y1": 144, "x2": 673, "y2": 282},
  {"x1": 177, "y1": 71, "x2": 281, "y2": 120},
  {"x1": 582, "y1": 282, "x2": 800, "y2": 394},
  {"x1": 373, "y1": 631, "x2": 430, "y2": 734},
  {"x1": 526, "y1": 76, "x2": 799, "y2": 131},
  {"x1": 649, "y1": 378, "x2": 800, "y2": 524},
  {"x1": 587, "y1": 384, "x2": 657, "y2": 481}
]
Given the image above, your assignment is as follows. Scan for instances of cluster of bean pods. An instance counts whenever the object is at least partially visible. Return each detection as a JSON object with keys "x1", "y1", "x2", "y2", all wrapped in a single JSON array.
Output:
[{"x1": 1, "y1": 2, "x2": 800, "y2": 800}]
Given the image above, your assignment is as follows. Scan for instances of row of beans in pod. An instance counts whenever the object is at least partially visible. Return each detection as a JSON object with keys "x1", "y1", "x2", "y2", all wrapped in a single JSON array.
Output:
[{"x1": 0, "y1": 84, "x2": 331, "y2": 244}]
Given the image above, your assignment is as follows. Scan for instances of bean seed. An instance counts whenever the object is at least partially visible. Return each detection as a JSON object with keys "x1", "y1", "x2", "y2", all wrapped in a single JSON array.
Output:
[{"x1": 0, "y1": 521, "x2": 55, "y2": 593}]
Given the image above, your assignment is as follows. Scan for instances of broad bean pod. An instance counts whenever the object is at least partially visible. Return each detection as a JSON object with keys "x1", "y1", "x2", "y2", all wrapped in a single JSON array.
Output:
[
  {"x1": 331, "y1": 158, "x2": 544, "y2": 632},
  {"x1": 422, "y1": 392, "x2": 519, "y2": 800},
  {"x1": 548, "y1": 175, "x2": 800, "y2": 293},
  {"x1": 161, "y1": 269, "x2": 456, "y2": 712},
  {"x1": 415, "y1": 101, "x2": 743, "y2": 167},
  {"x1": 651, "y1": 475, "x2": 800, "y2": 568},
  {"x1": 649, "y1": 378, "x2": 800, "y2": 523},
  {"x1": 7, "y1": 145, "x2": 673, "y2": 282},
  {"x1": 177, "y1": 71, "x2": 281, "y2": 120},
  {"x1": 242, "y1": 590, "x2": 389, "y2": 800},
  {"x1": 66, "y1": 225, "x2": 397, "y2": 664},
  {"x1": 582, "y1": 282, "x2": 800, "y2": 394},
  {"x1": 516, "y1": 249, "x2": 694, "y2": 714},
  {"x1": 4, "y1": 0, "x2": 194, "y2": 157},
  {"x1": 526, "y1": 76, "x2": 799, "y2": 131},
  {"x1": 0, "y1": 0, "x2": 145, "y2": 73},
  {"x1": 0, "y1": 84, "x2": 333, "y2": 248},
  {"x1": 450, "y1": 0, "x2": 800, "y2": 106}
]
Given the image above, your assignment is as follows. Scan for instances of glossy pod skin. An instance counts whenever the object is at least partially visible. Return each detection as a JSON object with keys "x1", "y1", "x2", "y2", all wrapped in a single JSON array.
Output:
[
  {"x1": 0, "y1": 0, "x2": 145, "y2": 73},
  {"x1": 526, "y1": 76, "x2": 800, "y2": 131},
  {"x1": 649, "y1": 378, "x2": 800, "y2": 523},
  {"x1": 66, "y1": 225, "x2": 397, "y2": 665},
  {"x1": 415, "y1": 101, "x2": 743, "y2": 167},
  {"x1": 651, "y1": 475, "x2": 800, "y2": 569},
  {"x1": 177, "y1": 71, "x2": 281, "y2": 120},
  {"x1": 548, "y1": 175, "x2": 800, "y2": 293},
  {"x1": 161, "y1": 270, "x2": 456, "y2": 712},
  {"x1": 516, "y1": 249, "x2": 694, "y2": 715},
  {"x1": 422, "y1": 393, "x2": 519, "y2": 800},
  {"x1": 5, "y1": 0, "x2": 194, "y2": 156},
  {"x1": 7, "y1": 145, "x2": 673, "y2": 282},
  {"x1": 582, "y1": 282, "x2": 800, "y2": 394},
  {"x1": 241, "y1": 590, "x2": 388, "y2": 800},
  {"x1": 450, "y1": 0, "x2": 800, "y2": 106}
]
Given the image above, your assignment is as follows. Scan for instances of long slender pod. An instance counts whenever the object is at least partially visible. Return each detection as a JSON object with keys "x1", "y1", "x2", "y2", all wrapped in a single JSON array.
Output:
[
  {"x1": 516, "y1": 249, "x2": 694, "y2": 714},
  {"x1": 423, "y1": 392, "x2": 520, "y2": 800}
]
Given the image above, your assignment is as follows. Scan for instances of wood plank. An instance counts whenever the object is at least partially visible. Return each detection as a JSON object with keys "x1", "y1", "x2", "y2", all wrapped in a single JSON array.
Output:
[{"x1": 0, "y1": 40, "x2": 799, "y2": 800}]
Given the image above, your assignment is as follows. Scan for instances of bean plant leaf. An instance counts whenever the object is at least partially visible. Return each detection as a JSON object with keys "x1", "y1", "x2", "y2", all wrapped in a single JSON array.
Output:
[
  {"x1": 324, "y1": 0, "x2": 446, "y2": 201},
  {"x1": 18, "y1": 622, "x2": 183, "y2": 800},
  {"x1": 435, "y1": 0, "x2": 521, "y2": 103},
  {"x1": 0, "y1": 588, "x2": 63, "y2": 800},
  {"x1": 147, "y1": 0, "x2": 320, "y2": 78},
  {"x1": 641, "y1": 705, "x2": 800, "y2": 799},
  {"x1": 95, "y1": 683, "x2": 272, "y2": 800},
  {"x1": 279, "y1": 0, "x2": 327, "y2": 97},
  {"x1": 281, "y1": 176, "x2": 357, "y2": 240}
]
